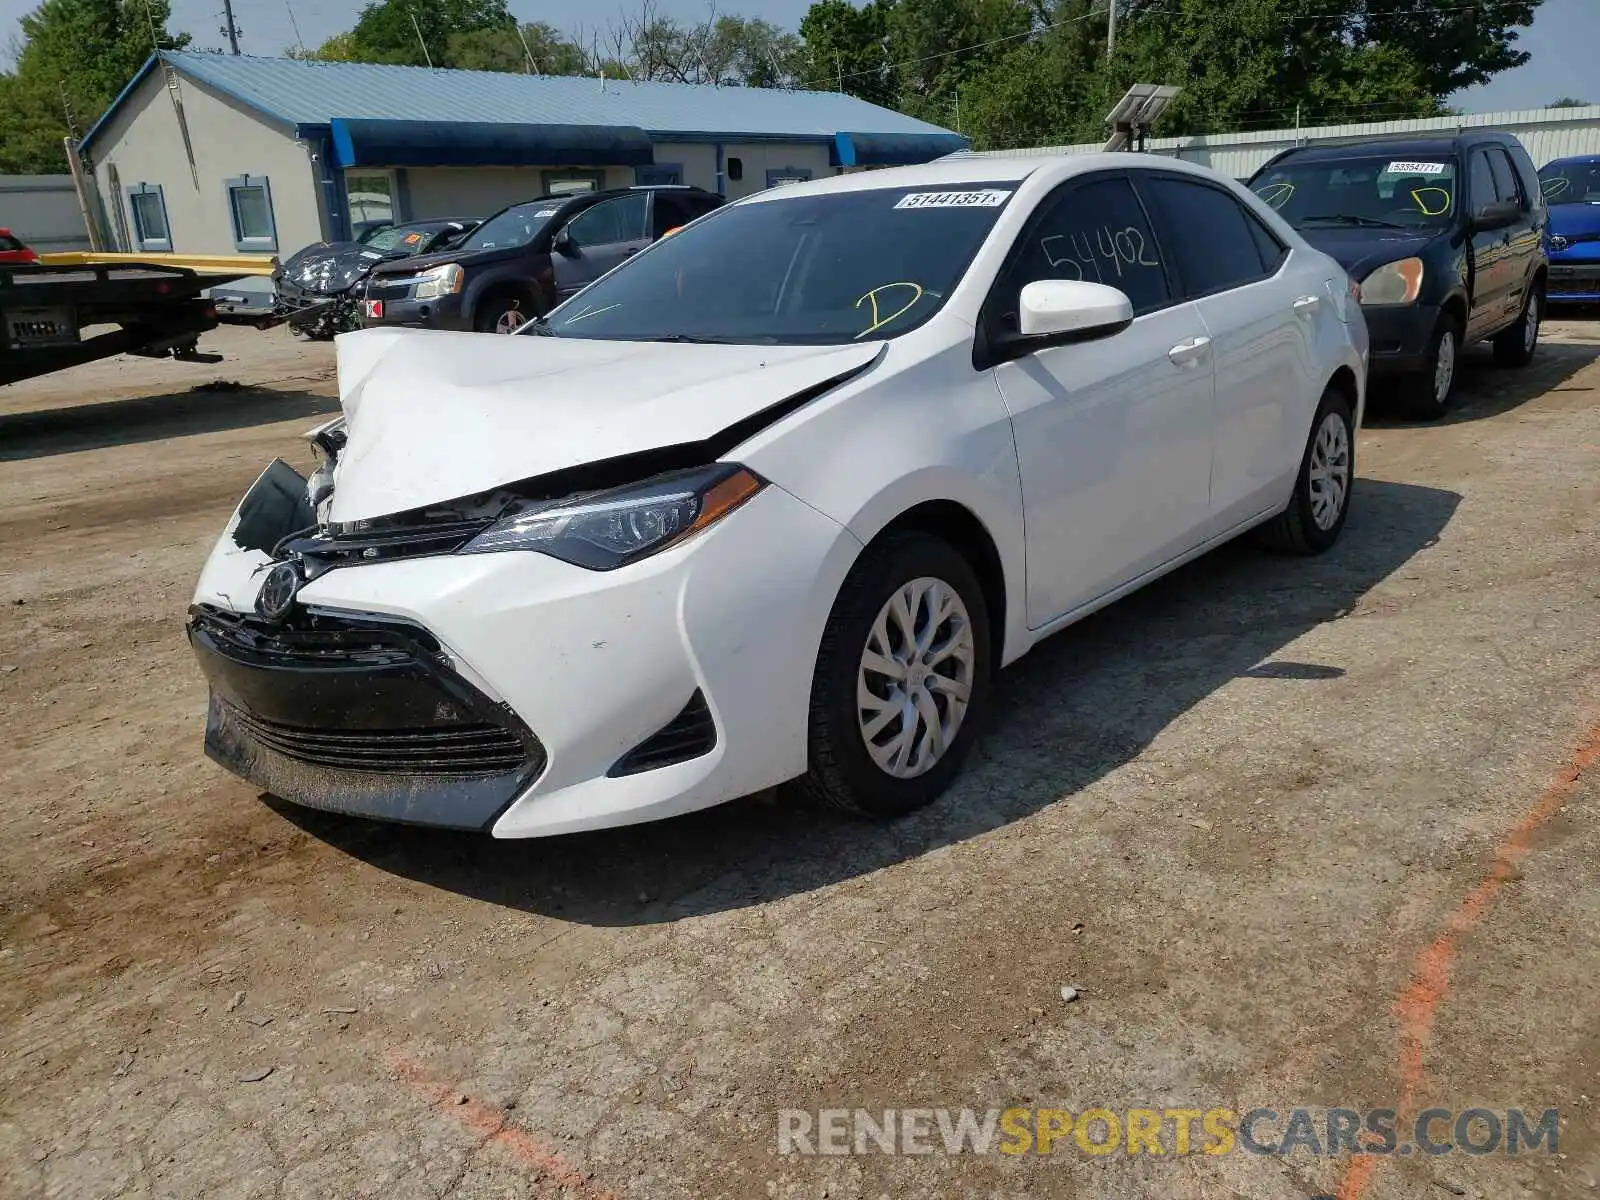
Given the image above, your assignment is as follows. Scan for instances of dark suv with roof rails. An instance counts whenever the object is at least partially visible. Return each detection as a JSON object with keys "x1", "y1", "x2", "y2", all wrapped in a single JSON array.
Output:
[
  {"x1": 361, "y1": 184, "x2": 724, "y2": 335},
  {"x1": 1249, "y1": 131, "x2": 1547, "y2": 418}
]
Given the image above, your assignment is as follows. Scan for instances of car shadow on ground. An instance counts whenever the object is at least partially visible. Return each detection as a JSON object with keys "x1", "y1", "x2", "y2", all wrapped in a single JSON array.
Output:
[
  {"x1": 273, "y1": 476, "x2": 1462, "y2": 927},
  {"x1": 0, "y1": 386, "x2": 338, "y2": 460},
  {"x1": 1363, "y1": 335, "x2": 1599, "y2": 428}
]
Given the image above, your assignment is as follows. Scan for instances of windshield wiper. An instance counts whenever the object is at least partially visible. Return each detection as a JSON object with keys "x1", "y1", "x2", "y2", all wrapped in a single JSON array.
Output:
[
  {"x1": 641, "y1": 333, "x2": 773, "y2": 345},
  {"x1": 1299, "y1": 214, "x2": 1409, "y2": 229},
  {"x1": 524, "y1": 314, "x2": 559, "y2": 337}
]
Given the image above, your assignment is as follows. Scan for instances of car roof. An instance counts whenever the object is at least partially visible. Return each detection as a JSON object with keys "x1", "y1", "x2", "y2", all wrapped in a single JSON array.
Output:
[
  {"x1": 735, "y1": 151, "x2": 1245, "y2": 206},
  {"x1": 1268, "y1": 131, "x2": 1523, "y2": 166}
]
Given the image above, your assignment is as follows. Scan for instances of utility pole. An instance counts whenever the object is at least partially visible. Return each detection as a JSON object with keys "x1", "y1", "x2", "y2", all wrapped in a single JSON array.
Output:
[
  {"x1": 516, "y1": 23, "x2": 538, "y2": 74},
  {"x1": 220, "y1": 0, "x2": 241, "y2": 54},
  {"x1": 410, "y1": 11, "x2": 433, "y2": 68},
  {"x1": 1106, "y1": 0, "x2": 1117, "y2": 59}
]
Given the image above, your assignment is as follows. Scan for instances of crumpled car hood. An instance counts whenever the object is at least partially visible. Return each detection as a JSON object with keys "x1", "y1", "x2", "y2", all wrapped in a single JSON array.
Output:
[
  {"x1": 327, "y1": 328, "x2": 883, "y2": 524},
  {"x1": 280, "y1": 241, "x2": 391, "y2": 294}
]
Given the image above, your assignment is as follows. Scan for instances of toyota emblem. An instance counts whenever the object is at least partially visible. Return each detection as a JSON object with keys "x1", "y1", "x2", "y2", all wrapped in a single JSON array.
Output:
[
  {"x1": 256, "y1": 560, "x2": 301, "y2": 621},
  {"x1": 1550, "y1": 236, "x2": 1570, "y2": 252}
]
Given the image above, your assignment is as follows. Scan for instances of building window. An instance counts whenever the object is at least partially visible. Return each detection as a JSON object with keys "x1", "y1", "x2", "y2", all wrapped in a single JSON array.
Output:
[
  {"x1": 766, "y1": 167, "x2": 814, "y2": 188},
  {"x1": 225, "y1": 174, "x2": 277, "y2": 252},
  {"x1": 726, "y1": 157, "x2": 744, "y2": 182},
  {"x1": 126, "y1": 182, "x2": 172, "y2": 252},
  {"x1": 345, "y1": 170, "x2": 397, "y2": 239},
  {"x1": 542, "y1": 168, "x2": 606, "y2": 196},
  {"x1": 635, "y1": 163, "x2": 683, "y2": 186}
]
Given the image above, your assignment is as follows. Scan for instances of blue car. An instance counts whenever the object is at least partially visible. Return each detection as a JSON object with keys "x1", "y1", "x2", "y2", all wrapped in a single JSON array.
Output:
[{"x1": 1538, "y1": 155, "x2": 1600, "y2": 303}]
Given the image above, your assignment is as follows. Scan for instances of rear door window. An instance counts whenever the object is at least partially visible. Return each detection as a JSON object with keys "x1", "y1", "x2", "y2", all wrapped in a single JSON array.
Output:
[{"x1": 1140, "y1": 175, "x2": 1273, "y2": 298}]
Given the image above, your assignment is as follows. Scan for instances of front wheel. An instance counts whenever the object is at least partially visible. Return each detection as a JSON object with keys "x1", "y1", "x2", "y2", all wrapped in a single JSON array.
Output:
[
  {"x1": 1492, "y1": 287, "x2": 1541, "y2": 367},
  {"x1": 796, "y1": 532, "x2": 994, "y2": 818},
  {"x1": 475, "y1": 295, "x2": 533, "y2": 335},
  {"x1": 1258, "y1": 385, "x2": 1355, "y2": 556},
  {"x1": 1403, "y1": 311, "x2": 1461, "y2": 420}
]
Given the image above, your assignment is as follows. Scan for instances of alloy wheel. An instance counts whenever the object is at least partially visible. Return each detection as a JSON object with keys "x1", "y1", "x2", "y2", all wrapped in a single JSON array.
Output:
[
  {"x1": 857, "y1": 577, "x2": 976, "y2": 779},
  {"x1": 1524, "y1": 293, "x2": 1541, "y2": 354},
  {"x1": 1307, "y1": 412, "x2": 1351, "y2": 532},
  {"x1": 1434, "y1": 328, "x2": 1457, "y2": 404},
  {"x1": 494, "y1": 308, "x2": 527, "y2": 334}
]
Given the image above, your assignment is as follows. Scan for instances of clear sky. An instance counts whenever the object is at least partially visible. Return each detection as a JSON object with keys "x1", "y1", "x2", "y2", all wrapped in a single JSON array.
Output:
[{"x1": 2, "y1": 0, "x2": 1593, "y2": 115}]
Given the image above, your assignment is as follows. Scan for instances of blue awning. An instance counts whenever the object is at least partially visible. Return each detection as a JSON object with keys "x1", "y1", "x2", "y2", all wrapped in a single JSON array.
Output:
[
  {"x1": 833, "y1": 131, "x2": 971, "y2": 168},
  {"x1": 329, "y1": 118, "x2": 655, "y2": 169}
]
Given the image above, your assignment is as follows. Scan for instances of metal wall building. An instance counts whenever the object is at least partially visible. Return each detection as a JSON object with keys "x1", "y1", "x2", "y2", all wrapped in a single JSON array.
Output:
[{"x1": 970, "y1": 104, "x2": 1600, "y2": 177}]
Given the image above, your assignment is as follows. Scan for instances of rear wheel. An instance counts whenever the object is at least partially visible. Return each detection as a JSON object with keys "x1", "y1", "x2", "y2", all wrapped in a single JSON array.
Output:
[
  {"x1": 1403, "y1": 311, "x2": 1461, "y2": 419},
  {"x1": 1258, "y1": 385, "x2": 1355, "y2": 556},
  {"x1": 1492, "y1": 286, "x2": 1541, "y2": 367},
  {"x1": 796, "y1": 532, "x2": 993, "y2": 818}
]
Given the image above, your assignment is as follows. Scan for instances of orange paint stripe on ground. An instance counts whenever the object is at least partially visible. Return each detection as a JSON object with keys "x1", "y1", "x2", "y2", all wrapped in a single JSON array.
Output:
[
  {"x1": 386, "y1": 1052, "x2": 619, "y2": 1200},
  {"x1": 1337, "y1": 716, "x2": 1600, "y2": 1200}
]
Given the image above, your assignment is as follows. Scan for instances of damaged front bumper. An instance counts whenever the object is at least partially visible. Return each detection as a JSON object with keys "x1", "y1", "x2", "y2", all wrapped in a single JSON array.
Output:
[{"x1": 188, "y1": 453, "x2": 862, "y2": 837}]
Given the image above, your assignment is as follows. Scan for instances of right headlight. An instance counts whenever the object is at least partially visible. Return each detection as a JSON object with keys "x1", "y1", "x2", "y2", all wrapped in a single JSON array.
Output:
[
  {"x1": 414, "y1": 262, "x2": 464, "y2": 300},
  {"x1": 460, "y1": 464, "x2": 766, "y2": 570},
  {"x1": 1360, "y1": 257, "x2": 1425, "y2": 305}
]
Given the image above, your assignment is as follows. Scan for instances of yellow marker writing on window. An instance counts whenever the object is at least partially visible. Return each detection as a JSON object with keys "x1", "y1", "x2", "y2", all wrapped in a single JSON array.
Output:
[
  {"x1": 1412, "y1": 187, "x2": 1451, "y2": 217},
  {"x1": 855, "y1": 282, "x2": 925, "y2": 339},
  {"x1": 1256, "y1": 182, "x2": 1295, "y2": 209}
]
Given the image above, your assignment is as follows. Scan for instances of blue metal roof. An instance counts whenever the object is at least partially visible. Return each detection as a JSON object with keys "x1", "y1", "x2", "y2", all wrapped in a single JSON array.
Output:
[{"x1": 80, "y1": 51, "x2": 961, "y2": 155}]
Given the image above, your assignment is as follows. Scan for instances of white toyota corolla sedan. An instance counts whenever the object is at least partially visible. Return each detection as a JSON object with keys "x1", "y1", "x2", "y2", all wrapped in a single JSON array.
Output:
[{"x1": 188, "y1": 154, "x2": 1368, "y2": 837}]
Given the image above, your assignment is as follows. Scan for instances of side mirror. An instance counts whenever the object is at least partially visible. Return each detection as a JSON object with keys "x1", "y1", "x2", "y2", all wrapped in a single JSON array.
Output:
[
  {"x1": 1472, "y1": 199, "x2": 1520, "y2": 232},
  {"x1": 553, "y1": 226, "x2": 579, "y2": 257},
  {"x1": 1018, "y1": 279, "x2": 1133, "y2": 339}
]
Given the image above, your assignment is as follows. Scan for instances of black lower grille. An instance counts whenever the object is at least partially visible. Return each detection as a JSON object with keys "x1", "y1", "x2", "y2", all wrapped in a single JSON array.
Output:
[
  {"x1": 1549, "y1": 266, "x2": 1600, "y2": 292},
  {"x1": 190, "y1": 606, "x2": 547, "y2": 828},
  {"x1": 608, "y1": 691, "x2": 717, "y2": 777},
  {"x1": 223, "y1": 704, "x2": 526, "y2": 775}
]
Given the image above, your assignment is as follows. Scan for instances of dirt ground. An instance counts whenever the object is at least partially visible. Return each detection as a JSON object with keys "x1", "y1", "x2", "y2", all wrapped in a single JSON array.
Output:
[{"x1": 1, "y1": 320, "x2": 1598, "y2": 1200}]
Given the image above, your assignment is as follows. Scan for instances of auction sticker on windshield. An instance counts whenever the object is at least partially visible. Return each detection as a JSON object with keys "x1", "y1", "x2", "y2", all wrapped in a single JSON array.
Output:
[
  {"x1": 894, "y1": 189, "x2": 1012, "y2": 210},
  {"x1": 1387, "y1": 161, "x2": 1450, "y2": 175}
]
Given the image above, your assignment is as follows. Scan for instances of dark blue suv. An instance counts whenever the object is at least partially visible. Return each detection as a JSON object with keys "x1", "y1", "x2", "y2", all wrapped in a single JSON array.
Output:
[{"x1": 1250, "y1": 131, "x2": 1548, "y2": 418}]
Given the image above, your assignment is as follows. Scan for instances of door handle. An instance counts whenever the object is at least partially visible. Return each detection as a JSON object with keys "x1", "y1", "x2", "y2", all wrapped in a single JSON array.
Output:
[
  {"x1": 1168, "y1": 335, "x2": 1212, "y2": 367},
  {"x1": 1293, "y1": 295, "x2": 1321, "y2": 316}
]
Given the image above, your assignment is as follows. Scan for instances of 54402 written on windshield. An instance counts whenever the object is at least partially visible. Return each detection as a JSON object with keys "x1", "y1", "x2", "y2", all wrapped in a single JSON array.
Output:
[
  {"x1": 541, "y1": 185, "x2": 1017, "y2": 345},
  {"x1": 1252, "y1": 157, "x2": 1457, "y2": 229}
]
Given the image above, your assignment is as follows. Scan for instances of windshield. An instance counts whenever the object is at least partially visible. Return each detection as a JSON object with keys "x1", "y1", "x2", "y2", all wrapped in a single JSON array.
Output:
[
  {"x1": 362, "y1": 224, "x2": 444, "y2": 254},
  {"x1": 537, "y1": 183, "x2": 1016, "y2": 345},
  {"x1": 1538, "y1": 160, "x2": 1600, "y2": 204},
  {"x1": 1251, "y1": 155, "x2": 1458, "y2": 229},
  {"x1": 460, "y1": 202, "x2": 562, "y2": 252}
]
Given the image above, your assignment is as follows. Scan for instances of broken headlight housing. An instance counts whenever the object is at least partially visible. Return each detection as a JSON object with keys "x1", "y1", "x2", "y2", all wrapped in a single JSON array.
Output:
[{"x1": 460, "y1": 464, "x2": 765, "y2": 570}]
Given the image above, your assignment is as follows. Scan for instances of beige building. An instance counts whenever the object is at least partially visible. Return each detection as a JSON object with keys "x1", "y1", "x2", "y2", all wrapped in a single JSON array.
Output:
[{"x1": 79, "y1": 51, "x2": 967, "y2": 276}]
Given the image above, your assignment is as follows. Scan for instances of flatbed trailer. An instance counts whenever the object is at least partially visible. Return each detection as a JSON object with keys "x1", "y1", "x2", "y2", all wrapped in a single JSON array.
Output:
[{"x1": 1, "y1": 254, "x2": 273, "y2": 387}]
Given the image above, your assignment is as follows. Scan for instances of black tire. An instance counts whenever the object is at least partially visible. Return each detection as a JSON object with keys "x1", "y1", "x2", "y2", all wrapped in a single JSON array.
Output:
[
  {"x1": 1258, "y1": 384, "x2": 1355, "y2": 556},
  {"x1": 1402, "y1": 310, "x2": 1462, "y2": 420},
  {"x1": 474, "y1": 292, "x2": 535, "y2": 335},
  {"x1": 1492, "y1": 286, "x2": 1542, "y2": 367},
  {"x1": 795, "y1": 532, "x2": 994, "y2": 818}
]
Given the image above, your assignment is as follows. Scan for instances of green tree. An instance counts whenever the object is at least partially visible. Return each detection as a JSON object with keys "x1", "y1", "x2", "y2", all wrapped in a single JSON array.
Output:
[
  {"x1": 445, "y1": 23, "x2": 589, "y2": 75},
  {"x1": 1548, "y1": 96, "x2": 1589, "y2": 109},
  {"x1": 797, "y1": 0, "x2": 895, "y2": 104},
  {"x1": 322, "y1": 0, "x2": 517, "y2": 68},
  {"x1": 0, "y1": 0, "x2": 189, "y2": 173}
]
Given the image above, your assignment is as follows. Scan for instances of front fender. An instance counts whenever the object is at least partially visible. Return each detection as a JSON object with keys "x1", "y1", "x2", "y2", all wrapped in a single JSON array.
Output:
[{"x1": 736, "y1": 332, "x2": 1030, "y2": 666}]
